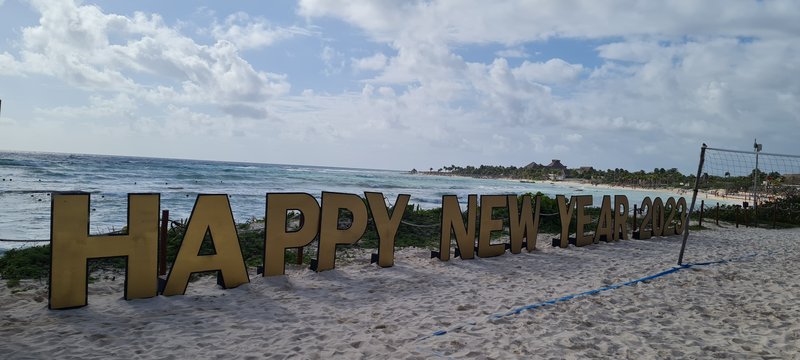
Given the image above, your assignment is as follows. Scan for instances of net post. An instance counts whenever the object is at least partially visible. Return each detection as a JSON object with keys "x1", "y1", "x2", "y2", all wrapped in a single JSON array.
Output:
[
  {"x1": 678, "y1": 144, "x2": 706, "y2": 265},
  {"x1": 745, "y1": 205, "x2": 749, "y2": 228},
  {"x1": 753, "y1": 139, "x2": 760, "y2": 221},
  {"x1": 772, "y1": 202, "x2": 777, "y2": 229}
]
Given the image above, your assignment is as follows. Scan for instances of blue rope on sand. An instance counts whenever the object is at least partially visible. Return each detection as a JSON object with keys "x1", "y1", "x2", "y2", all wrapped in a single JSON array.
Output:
[{"x1": 421, "y1": 252, "x2": 759, "y2": 340}]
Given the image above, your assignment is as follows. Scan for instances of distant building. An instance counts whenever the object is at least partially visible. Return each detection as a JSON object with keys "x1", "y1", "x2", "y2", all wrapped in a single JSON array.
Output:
[
  {"x1": 523, "y1": 159, "x2": 568, "y2": 180},
  {"x1": 524, "y1": 159, "x2": 568, "y2": 170},
  {"x1": 546, "y1": 159, "x2": 567, "y2": 170}
]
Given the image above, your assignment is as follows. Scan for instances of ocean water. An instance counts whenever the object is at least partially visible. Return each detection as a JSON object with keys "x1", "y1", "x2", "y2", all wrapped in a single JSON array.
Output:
[{"x1": 0, "y1": 151, "x2": 693, "y2": 251}]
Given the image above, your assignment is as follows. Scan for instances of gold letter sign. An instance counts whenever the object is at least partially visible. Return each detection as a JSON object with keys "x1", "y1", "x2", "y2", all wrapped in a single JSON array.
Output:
[
  {"x1": 437, "y1": 195, "x2": 477, "y2": 261},
  {"x1": 162, "y1": 195, "x2": 249, "y2": 296},
  {"x1": 477, "y1": 195, "x2": 507, "y2": 258},
  {"x1": 314, "y1": 192, "x2": 369, "y2": 272},
  {"x1": 263, "y1": 193, "x2": 321, "y2": 276},
  {"x1": 49, "y1": 193, "x2": 160, "y2": 310},
  {"x1": 365, "y1": 192, "x2": 410, "y2": 268},
  {"x1": 508, "y1": 194, "x2": 541, "y2": 253}
]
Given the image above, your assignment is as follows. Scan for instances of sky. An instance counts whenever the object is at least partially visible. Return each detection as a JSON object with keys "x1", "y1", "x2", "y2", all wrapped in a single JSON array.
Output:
[{"x1": 0, "y1": 0, "x2": 798, "y2": 172}]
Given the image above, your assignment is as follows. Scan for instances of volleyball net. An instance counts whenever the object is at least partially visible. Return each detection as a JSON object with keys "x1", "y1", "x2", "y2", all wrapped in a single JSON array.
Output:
[{"x1": 678, "y1": 143, "x2": 800, "y2": 264}]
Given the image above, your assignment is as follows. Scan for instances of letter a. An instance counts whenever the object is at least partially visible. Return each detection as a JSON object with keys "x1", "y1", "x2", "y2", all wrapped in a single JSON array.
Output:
[{"x1": 162, "y1": 195, "x2": 249, "y2": 296}]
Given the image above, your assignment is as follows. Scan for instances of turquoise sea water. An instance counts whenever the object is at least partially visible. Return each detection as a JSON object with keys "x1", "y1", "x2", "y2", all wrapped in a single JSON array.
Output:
[{"x1": 0, "y1": 151, "x2": 693, "y2": 251}]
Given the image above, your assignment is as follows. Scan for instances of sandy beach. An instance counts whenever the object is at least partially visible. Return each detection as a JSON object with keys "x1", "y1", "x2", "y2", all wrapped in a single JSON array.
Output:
[
  {"x1": 2, "y1": 224, "x2": 799, "y2": 359},
  {"x1": 554, "y1": 179, "x2": 747, "y2": 207}
]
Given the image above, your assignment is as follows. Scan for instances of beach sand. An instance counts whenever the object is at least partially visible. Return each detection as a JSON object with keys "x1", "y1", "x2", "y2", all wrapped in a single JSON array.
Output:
[{"x1": 2, "y1": 225, "x2": 799, "y2": 359}]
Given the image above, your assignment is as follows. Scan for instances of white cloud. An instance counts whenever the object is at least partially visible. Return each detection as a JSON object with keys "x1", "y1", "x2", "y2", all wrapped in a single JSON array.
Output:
[
  {"x1": 596, "y1": 41, "x2": 672, "y2": 63},
  {"x1": 512, "y1": 58, "x2": 583, "y2": 84},
  {"x1": 377, "y1": 86, "x2": 395, "y2": 97},
  {"x1": 9, "y1": 0, "x2": 288, "y2": 111},
  {"x1": 495, "y1": 47, "x2": 529, "y2": 58},
  {"x1": 161, "y1": 106, "x2": 247, "y2": 137},
  {"x1": 34, "y1": 94, "x2": 137, "y2": 120},
  {"x1": 210, "y1": 12, "x2": 311, "y2": 50},
  {"x1": 351, "y1": 53, "x2": 388, "y2": 71},
  {"x1": 0, "y1": 52, "x2": 19, "y2": 75},
  {"x1": 321, "y1": 45, "x2": 345, "y2": 75},
  {"x1": 565, "y1": 133, "x2": 583, "y2": 143},
  {"x1": 3, "y1": 1, "x2": 800, "y2": 170},
  {"x1": 293, "y1": 0, "x2": 800, "y2": 169},
  {"x1": 298, "y1": 0, "x2": 800, "y2": 44}
]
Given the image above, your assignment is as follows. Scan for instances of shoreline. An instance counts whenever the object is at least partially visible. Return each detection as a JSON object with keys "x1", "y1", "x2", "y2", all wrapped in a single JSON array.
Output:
[{"x1": 418, "y1": 172, "x2": 748, "y2": 206}]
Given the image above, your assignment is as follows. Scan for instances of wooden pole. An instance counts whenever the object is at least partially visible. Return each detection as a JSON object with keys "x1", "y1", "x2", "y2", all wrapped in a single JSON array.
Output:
[
  {"x1": 735, "y1": 206, "x2": 739, "y2": 228},
  {"x1": 715, "y1": 202, "x2": 719, "y2": 226},
  {"x1": 159, "y1": 209, "x2": 169, "y2": 276},
  {"x1": 699, "y1": 200, "x2": 704, "y2": 227},
  {"x1": 632, "y1": 204, "x2": 638, "y2": 232},
  {"x1": 772, "y1": 202, "x2": 777, "y2": 229},
  {"x1": 744, "y1": 206, "x2": 749, "y2": 228}
]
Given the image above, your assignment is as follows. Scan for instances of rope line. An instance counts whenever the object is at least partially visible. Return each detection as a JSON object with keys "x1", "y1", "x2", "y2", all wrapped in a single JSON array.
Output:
[
  {"x1": 0, "y1": 229, "x2": 133, "y2": 243},
  {"x1": 400, "y1": 220, "x2": 440, "y2": 228},
  {"x1": 0, "y1": 238, "x2": 50, "y2": 243},
  {"x1": 418, "y1": 252, "x2": 761, "y2": 342}
]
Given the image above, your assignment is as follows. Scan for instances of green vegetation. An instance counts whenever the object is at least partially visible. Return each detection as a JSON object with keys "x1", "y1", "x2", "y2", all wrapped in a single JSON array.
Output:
[
  {"x1": 690, "y1": 195, "x2": 800, "y2": 229},
  {"x1": 0, "y1": 245, "x2": 49, "y2": 286},
  {"x1": 429, "y1": 164, "x2": 695, "y2": 188}
]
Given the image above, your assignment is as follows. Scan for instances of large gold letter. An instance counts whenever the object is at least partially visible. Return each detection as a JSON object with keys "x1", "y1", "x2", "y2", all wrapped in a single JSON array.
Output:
[
  {"x1": 594, "y1": 195, "x2": 613, "y2": 242},
  {"x1": 162, "y1": 195, "x2": 249, "y2": 296},
  {"x1": 574, "y1": 195, "x2": 594, "y2": 246},
  {"x1": 314, "y1": 192, "x2": 369, "y2": 272},
  {"x1": 634, "y1": 197, "x2": 653, "y2": 240},
  {"x1": 675, "y1": 197, "x2": 688, "y2": 235},
  {"x1": 652, "y1": 197, "x2": 665, "y2": 237},
  {"x1": 437, "y1": 195, "x2": 477, "y2": 261},
  {"x1": 365, "y1": 192, "x2": 410, "y2": 268},
  {"x1": 613, "y1": 195, "x2": 629, "y2": 240},
  {"x1": 556, "y1": 195, "x2": 575, "y2": 248},
  {"x1": 508, "y1": 194, "x2": 540, "y2": 253},
  {"x1": 49, "y1": 193, "x2": 159, "y2": 309},
  {"x1": 477, "y1": 195, "x2": 507, "y2": 258},
  {"x1": 263, "y1": 193, "x2": 320, "y2": 276}
]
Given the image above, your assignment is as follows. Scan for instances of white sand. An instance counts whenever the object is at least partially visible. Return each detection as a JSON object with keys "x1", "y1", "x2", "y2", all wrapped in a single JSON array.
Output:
[{"x1": 2, "y1": 225, "x2": 799, "y2": 359}]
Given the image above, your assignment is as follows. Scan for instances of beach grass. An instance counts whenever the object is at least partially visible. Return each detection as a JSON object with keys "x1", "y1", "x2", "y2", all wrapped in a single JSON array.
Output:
[{"x1": 0, "y1": 245, "x2": 49, "y2": 286}]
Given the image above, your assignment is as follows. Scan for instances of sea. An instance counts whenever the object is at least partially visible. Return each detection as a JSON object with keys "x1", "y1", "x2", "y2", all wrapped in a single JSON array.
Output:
[{"x1": 0, "y1": 151, "x2": 694, "y2": 252}]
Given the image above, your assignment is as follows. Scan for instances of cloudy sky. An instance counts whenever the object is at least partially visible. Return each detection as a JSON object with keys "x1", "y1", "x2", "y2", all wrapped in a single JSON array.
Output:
[{"x1": 0, "y1": 0, "x2": 797, "y2": 172}]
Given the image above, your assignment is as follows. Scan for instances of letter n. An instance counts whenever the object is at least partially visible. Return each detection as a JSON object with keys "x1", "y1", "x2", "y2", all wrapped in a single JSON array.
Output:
[{"x1": 436, "y1": 195, "x2": 477, "y2": 261}]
